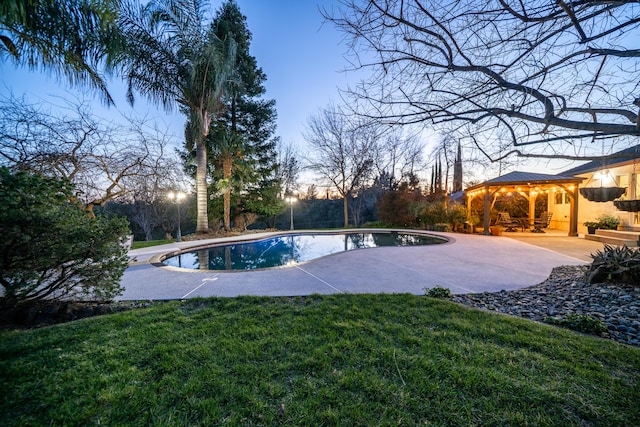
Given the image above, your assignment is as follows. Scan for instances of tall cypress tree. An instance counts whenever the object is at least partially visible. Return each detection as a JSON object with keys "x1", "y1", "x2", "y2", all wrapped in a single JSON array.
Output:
[
  {"x1": 453, "y1": 142, "x2": 463, "y2": 193},
  {"x1": 208, "y1": 0, "x2": 283, "y2": 226}
]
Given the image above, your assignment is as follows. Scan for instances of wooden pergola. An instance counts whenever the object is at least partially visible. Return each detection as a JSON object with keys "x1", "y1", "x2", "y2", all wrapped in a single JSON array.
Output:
[{"x1": 465, "y1": 171, "x2": 584, "y2": 237}]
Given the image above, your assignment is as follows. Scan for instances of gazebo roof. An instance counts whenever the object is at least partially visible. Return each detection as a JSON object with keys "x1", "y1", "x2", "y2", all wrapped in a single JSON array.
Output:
[{"x1": 466, "y1": 171, "x2": 582, "y2": 192}]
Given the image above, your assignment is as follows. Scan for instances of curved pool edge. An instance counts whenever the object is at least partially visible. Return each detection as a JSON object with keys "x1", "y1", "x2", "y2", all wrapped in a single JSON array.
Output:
[{"x1": 142, "y1": 228, "x2": 453, "y2": 273}]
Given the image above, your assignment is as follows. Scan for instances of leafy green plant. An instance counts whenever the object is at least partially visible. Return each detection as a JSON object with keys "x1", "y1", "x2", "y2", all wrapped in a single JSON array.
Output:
[
  {"x1": 377, "y1": 186, "x2": 422, "y2": 227},
  {"x1": 0, "y1": 168, "x2": 129, "y2": 308},
  {"x1": 432, "y1": 223, "x2": 451, "y2": 232},
  {"x1": 596, "y1": 214, "x2": 621, "y2": 230},
  {"x1": 413, "y1": 201, "x2": 468, "y2": 230},
  {"x1": 583, "y1": 221, "x2": 601, "y2": 229},
  {"x1": 587, "y1": 244, "x2": 640, "y2": 284},
  {"x1": 424, "y1": 286, "x2": 452, "y2": 298},
  {"x1": 546, "y1": 314, "x2": 608, "y2": 335}
]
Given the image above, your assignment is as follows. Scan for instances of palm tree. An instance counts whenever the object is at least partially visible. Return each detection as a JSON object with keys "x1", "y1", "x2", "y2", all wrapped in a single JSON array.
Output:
[
  {"x1": 116, "y1": 0, "x2": 236, "y2": 233},
  {"x1": 0, "y1": 0, "x2": 121, "y2": 104},
  {"x1": 209, "y1": 129, "x2": 248, "y2": 231}
]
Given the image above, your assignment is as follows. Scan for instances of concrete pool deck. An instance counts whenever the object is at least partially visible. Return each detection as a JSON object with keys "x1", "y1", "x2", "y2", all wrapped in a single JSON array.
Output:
[{"x1": 119, "y1": 230, "x2": 605, "y2": 300}]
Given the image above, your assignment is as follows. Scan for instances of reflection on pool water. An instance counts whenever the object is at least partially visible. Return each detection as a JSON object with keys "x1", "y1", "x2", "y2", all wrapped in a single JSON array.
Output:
[{"x1": 162, "y1": 231, "x2": 447, "y2": 271}]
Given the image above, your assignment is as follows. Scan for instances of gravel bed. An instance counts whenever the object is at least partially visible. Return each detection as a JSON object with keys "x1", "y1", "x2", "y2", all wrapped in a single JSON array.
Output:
[{"x1": 452, "y1": 265, "x2": 640, "y2": 346}]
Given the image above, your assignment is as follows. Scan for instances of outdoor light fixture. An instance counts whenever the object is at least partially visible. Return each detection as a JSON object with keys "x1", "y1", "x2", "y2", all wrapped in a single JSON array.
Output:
[
  {"x1": 285, "y1": 196, "x2": 297, "y2": 230},
  {"x1": 167, "y1": 191, "x2": 186, "y2": 242}
]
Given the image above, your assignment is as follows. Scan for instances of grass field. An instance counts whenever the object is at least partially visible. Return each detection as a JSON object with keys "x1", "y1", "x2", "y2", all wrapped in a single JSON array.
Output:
[
  {"x1": 1, "y1": 294, "x2": 639, "y2": 426},
  {"x1": 131, "y1": 239, "x2": 174, "y2": 250}
]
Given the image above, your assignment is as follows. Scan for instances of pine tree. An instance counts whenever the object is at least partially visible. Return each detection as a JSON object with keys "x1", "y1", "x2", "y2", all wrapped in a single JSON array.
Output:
[{"x1": 208, "y1": 0, "x2": 283, "y2": 225}]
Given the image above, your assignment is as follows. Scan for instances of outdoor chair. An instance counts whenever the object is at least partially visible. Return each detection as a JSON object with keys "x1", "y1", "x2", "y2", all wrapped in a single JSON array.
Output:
[
  {"x1": 497, "y1": 212, "x2": 520, "y2": 232},
  {"x1": 532, "y1": 212, "x2": 553, "y2": 233}
]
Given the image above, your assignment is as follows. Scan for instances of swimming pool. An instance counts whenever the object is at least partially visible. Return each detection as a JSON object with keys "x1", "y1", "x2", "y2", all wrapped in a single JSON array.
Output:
[{"x1": 162, "y1": 231, "x2": 447, "y2": 271}]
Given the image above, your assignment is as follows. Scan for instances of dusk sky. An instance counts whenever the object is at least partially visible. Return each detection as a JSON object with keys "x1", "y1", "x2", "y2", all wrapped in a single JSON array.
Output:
[
  {"x1": 0, "y1": 1, "x2": 610, "y2": 189},
  {"x1": 0, "y1": 0, "x2": 373, "y2": 155}
]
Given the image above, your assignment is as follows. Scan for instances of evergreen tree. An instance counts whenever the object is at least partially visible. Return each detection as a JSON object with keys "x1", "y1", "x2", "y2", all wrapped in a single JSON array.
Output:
[
  {"x1": 453, "y1": 143, "x2": 463, "y2": 193},
  {"x1": 209, "y1": 1, "x2": 283, "y2": 225}
]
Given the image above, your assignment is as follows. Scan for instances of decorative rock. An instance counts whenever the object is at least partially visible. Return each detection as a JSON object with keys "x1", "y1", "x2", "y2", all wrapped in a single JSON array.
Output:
[{"x1": 452, "y1": 265, "x2": 640, "y2": 347}]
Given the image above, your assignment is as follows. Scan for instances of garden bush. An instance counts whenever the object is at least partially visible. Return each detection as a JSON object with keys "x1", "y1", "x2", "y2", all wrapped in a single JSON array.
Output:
[
  {"x1": 587, "y1": 244, "x2": 640, "y2": 284},
  {"x1": 0, "y1": 168, "x2": 130, "y2": 309},
  {"x1": 377, "y1": 186, "x2": 422, "y2": 227},
  {"x1": 546, "y1": 314, "x2": 608, "y2": 336},
  {"x1": 412, "y1": 201, "x2": 467, "y2": 230},
  {"x1": 424, "y1": 286, "x2": 452, "y2": 298},
  {"x1": 584, "y1": 214, "x2": 621, "y2": 231}
]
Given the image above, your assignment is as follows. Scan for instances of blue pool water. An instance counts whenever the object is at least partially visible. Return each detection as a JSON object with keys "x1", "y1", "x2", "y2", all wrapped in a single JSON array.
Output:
[{"x1": 162, "y1": 231, "x2": 447, "y2": 271}]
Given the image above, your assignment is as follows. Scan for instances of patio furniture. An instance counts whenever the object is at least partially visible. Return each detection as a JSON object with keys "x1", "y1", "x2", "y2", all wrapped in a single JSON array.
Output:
[
  {"x1": 532, "y1": 212, "x2": 553, "y2": 233},
  {"x1": 497, "y1": 212, "x2": 521, "y2": 232}
]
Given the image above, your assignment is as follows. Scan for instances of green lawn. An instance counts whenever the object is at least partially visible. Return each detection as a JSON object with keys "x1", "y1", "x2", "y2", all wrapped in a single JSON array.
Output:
[
  {"x1": 131, "y1": 239, "x2": 174, "y2": 249},
  {"x1": 1, "y1": 294, "x2": 638, "y2": 426}
]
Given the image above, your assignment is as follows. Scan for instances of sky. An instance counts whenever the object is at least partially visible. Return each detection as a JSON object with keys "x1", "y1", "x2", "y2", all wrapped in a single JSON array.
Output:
[
  {"x1": 0, "y1": 0, "x2": 372, "y2": 157},
  {"x1": 0, "y1": 0, "x2": 595, "y2": 192}
]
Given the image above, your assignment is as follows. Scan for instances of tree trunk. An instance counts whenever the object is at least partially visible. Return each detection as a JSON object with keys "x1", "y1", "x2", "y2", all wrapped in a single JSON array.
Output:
[
  {"x1": 195, "y1": 140, "x2": 209, "y2": 233},
  {"x1": 195, "y1": 110, "x2": 212, "y2": 234},
  {"x1": 343, "y1": 196, "x2": 349, "y2": 228},
  {"x1": 144, "y1": 227, "x2": 154, "y2": 241},
  {"x1": 223, "y1": 156, "x2": 232, "y2": 231}
]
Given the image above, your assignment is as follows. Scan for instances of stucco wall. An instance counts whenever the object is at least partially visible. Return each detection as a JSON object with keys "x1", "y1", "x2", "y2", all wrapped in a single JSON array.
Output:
[{"x1": 548, "y1": 163, "x2": 640, "y2": 234}]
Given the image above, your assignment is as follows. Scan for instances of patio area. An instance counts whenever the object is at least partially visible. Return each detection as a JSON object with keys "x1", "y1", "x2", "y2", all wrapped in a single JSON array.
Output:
[
  {"x1": 119, "y1": 229, "x2": 603, "y2": 300},
  {"x1": 501, "y1": 229, "x2": 605, "y2": 262}
]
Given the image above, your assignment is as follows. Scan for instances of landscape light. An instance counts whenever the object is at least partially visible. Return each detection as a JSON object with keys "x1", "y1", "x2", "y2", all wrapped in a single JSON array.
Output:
[{"x1": 167, "y1": 191, "x2": 186, "y2": 242}]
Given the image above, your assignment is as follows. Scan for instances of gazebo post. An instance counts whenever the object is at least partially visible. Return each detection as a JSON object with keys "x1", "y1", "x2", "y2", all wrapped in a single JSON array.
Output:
[
  {"x1": 483, "y1": 184, "x2": 491, "y2": 235},
  {"x1": 528, "y1": 190, "x2": 536, "y2": 229},
  {"x1": 569, "y1": 186, "x2": 579, "y2": 236}
]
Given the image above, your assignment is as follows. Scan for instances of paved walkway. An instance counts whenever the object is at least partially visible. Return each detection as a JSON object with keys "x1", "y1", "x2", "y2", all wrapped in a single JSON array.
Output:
[{"x1": 119, "y1": 230, "x2": 602, "y2": 300}]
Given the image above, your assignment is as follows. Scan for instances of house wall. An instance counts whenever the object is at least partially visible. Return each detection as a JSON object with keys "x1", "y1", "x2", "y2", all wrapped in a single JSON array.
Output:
[
  {"x1": 548, "y1": 163, "x2": 640, "y2": 234},
  {"x1": 548, "y1": 190, "x2": 572, "y2": 231}
]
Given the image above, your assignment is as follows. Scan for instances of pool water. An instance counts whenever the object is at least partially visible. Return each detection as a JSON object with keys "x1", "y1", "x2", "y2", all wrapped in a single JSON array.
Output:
[{"x1": 162, "y1": 231, "x2": 447, "y2": 271}]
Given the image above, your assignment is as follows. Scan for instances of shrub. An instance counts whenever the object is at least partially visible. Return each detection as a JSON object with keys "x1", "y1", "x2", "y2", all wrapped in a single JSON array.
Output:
[
  {"x1": 583, "y1": 221, "x2": 601, "y2": 233},
  {"x1": 425, "y1": 286, "x2": 452, "y2": 298},
  {"x1": 377, "y1": 187, "x2": 421, "y2": 227},
  {"x1": 413, "y1": 201, "x2": 468, "y2": 230},
  {"x1": 432, "y1": 223, "x2": 451, "y2": 232},
  {"x1": 587, "y1": 244, "x2": 640, "y2": 284},
  {"x1": 595, "y1": 214, "x2": 620, "y2": 230},
  {"x1": 0, "y1": 169, "x2": 130, "y2": 308},
  {"x1": 546, "y1": 314, "x2": 608, "y2": 335},
  {"x1": 447, "y1": 204, "x2": 468, "y2": 228}
]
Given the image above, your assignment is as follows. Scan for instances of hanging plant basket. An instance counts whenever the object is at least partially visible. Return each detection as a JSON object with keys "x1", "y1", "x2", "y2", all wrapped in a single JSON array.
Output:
[
  {"x1": 579, "y1": 187, "x2": 626, "y2": 202},
  {"x1": 614, "y1": 199, "x2": 640, "y2": 212}
]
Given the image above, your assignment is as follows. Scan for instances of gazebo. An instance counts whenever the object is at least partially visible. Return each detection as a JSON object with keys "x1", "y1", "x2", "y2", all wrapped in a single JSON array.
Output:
[{"x1": 465, "y1": 171, "x2": 584, "y2": 236}]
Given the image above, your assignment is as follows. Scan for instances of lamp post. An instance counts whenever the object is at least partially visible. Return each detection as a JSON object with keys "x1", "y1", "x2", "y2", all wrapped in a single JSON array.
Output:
[
  {"x1": 167, "y1": 191, "x2": 186, "y2": 242},
  {"x1": 285, "y1": 196, "x2": 297, "y2": 230}
]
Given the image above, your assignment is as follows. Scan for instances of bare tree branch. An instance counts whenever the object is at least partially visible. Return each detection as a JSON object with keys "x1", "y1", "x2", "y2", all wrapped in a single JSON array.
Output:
[
  {"x1": 304, "y1": 104, "x2": 378, "y2": 227},
  {"x1": 325, "y1": 0, "x2": 640, "y2": 163},
  {"x1": 0, "y1": 94, "x2": 183, "y2": 214}
]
